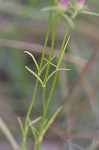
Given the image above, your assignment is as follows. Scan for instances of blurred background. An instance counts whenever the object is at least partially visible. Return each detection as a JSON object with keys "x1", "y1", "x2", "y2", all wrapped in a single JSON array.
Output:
[{"x1": 0, "y1": 0, "x2": 99, "y2": 150}]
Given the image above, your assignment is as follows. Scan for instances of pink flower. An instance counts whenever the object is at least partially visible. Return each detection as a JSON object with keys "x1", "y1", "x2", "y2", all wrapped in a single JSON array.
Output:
[
  {"x1": 59, "y1": 0, "x2": 69, "y2": 5},
  {"x1": 77, "y1": 0, "x2": 86, "y2": 8},
  {"x1": 58, "y1": 0, "x2": 69, "y2": 7}
]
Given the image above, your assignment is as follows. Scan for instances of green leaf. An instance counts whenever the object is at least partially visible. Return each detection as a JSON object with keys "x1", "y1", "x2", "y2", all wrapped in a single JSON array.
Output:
[
  {"x1": 46, "y1": 69, "x2": 58, "y2": 83},
  {"x1": 58, "y1": 37, "x2": 70, "y2": 67},
  {"x1": 40, "y1": 56, "x2": 56, "y2": 74},
  {"x1": 28, "y1": 119, "x2": 38, "y2": 140},
  {"x1": 24, "y1": 51, "x2": 39, "y2": 71},
  {"x1": 43, "y1": 106, "x2": 63, "y2": 135},
  {"x1": 42, "y1": 6, "x2": 60, "y2": 12},
  {"x1": 30, "y1": 126, "x2": 38, "y2": 140},
  {"x1": 43, "y1": 57, "x2": 57, "y2": 67},
  {"x1": 29, "y1": 117, "x2": 42, "y2": 126},
  {"x1": 81, "y1": 10, "x2": 99, "y2": 16},
  {"x1": 61, "y1": 13, "x2": 74, "y2": 27},
  {"x1": 17, "y1": 117, "x2": 24, "y2": 135},
  {"x1": 58, "y1": 68, "x2": 71, "y2": 71},
  {"x1": 46, "y1": 68, "x2": 70, "y2": 83},
  {"x1": 25, "y1": 66, "x2": 43, "y2": 86}
]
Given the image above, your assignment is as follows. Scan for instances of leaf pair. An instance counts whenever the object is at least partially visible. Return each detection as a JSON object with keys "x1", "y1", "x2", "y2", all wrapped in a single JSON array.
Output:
[
  {"x1": 18, "y1": 117, "x2": 42, "y2": 141},
  {"x1": 25, "y1": 51, "x2": 70, "y2": 87}
]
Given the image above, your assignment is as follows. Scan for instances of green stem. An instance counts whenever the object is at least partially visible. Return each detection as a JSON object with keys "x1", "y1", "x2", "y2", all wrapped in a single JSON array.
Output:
[
  {"x1": 26, "y1": 80, "x2": 39, "y2": 120},
  {"x1": 42, "y1": 87, "x2": 46, "y2": 114},
  {"x1": 33, "y1": 11, "x2": 59, "y2": 150},
  {"x1": 34, "y1": 11, "x2": 71, "y2": 150},
  {"x1": 43, "y1": 14, "x2": 59, "y2": 84},
  {"x1": 36, "y1": 141, "x2": 41, "y2": 150},
  {"x1": 39, "y1": 14, "x2": 59, "y2": 132},
  {"x1": 39, "y1": 0, "x2": 54, "y2": 71},
  {"x1": 34, "y1": 142, "x2": 38, "y2": 150},
  {"x1": 23, "y1": 4, "x2": 78, "y2": 150},
  {"x1": 46, "y1": 25, "x2": 70, "y2": 112},
  {"x1": 46, "y1": 8, "x2": 78, "y2": 111},
  {"x1": 22, "y1": 1, "x2": 54, "y2": 150}
]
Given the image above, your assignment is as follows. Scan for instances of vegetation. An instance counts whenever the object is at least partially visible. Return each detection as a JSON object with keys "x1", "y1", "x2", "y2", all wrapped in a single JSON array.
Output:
[{"x1": 0, "y1": 0, "x2": 99, "y2": 150}]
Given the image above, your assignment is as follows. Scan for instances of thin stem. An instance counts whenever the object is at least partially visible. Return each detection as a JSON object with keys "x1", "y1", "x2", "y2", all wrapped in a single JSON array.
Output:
[
  {"x1": 25, "y1": 0, "x2": 53, "y2": 121},
  {"x1": 34, "y1": 8, "x2": 78, "y2": 150},
  {"x1": 26, "y1": 80, "x2": 39, "y2": 119},
  {"x1": 46, "y1": 26, "x2": 70, "y2": 111},
  {"x1": 33, "y1": 10, "x2": 59, "y2": 150},
  {"x1": 34, "y1": 142, "x2": 38, "y2": 150},
  {"x1": 36, "y1": 141, "x2": 41, "y2": 150},
  {"x1": 22, "y1": 1, "x2": 54, "y2": 149},
  {"x1": 39, "y1": 0, "x2": 54, "y2": 71},
  {"x1": 46, "y1": 8, "x2": 77, "y2": 113},
  {"x1": 24, "y1": 4, "x2": 79, "y2": 150},
  {"x1": 42, "y1": 87, "x2": 46, "y2": 115},
  {"x1": 43, "y1": 14, "x2": 59, "y2": 84},
  {"x1": 39, "y1": 13, "x2": 59, "y2": 133}
]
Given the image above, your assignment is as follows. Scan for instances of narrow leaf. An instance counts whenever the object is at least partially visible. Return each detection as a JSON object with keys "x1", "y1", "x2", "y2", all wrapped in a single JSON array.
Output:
[
  {"x1": 82, "y1": 10, "x2": 99, "y2": 16},
  {"x1": 46, "y1": 68, "x2": 70, "y2": 83},
  {"x1": 46, "y1": 69, "x2": 58, "y2": 83},
  {"x1": 58, "y1": 37, "x2": 70, "y2": 66},
  {"x1": 43, "y1": 58, "x2": 57, "y2": 67},
  {"x1": 43, "y1": 106, "x2": 63, "y2": 135},
  {"x1": 25, "y1": 66, "x2": 43, "y2": 86},
  {"x1": 40, "y1": 56, "x2": 56, "y2": 74},
  {"x1": 24, "y1": 51, "x2": 39, "y2": 71},
  {"x1": 29, "y1": 124, "x2": 37, "y2": 140},
  {"x1": 58, "y1": 68, "x2": 70, "y2": 71},
  {"x1": 42, "y1": 6, "x2": 59, "y2": 12},
  {"x1": 30, "y1": 126, "x2": 37, "y2": 140},
  {"x1": 17, "y1": 117, "x2": 24, "y2": 135},
  {"x1": 28, "y1": 119, "x2": 40, "y2": 140},
  {"x1": 29, "y1": 117, "x2": 42, "y2": 126},
  {"x1": 61, "y1": 13, "x2": 74, "y2": 27}
]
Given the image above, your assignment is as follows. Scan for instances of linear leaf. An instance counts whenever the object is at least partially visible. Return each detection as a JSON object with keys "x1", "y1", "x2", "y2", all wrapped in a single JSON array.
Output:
[
  {"x1": 58, "y1": 68, "x2": 70, "y2": 71},
  {"x1": 17, "y1": 117, "x2": 24, "y2": 135},
  {"x1": 58, "y1": 37, "x2": 70, "y2": 67},
  {"x1": 46, "y1": 69, "x2": 58, "y2": 83},
  {"x1": 43, "y1": 106, "x2": 63, "y2": 135},
  {"x1": 28, "y1": 120, "x2": 38, "y2": 140},
  {"x1": 82, "y1": 10, "x2": 99, "y2": 16},
  {"x1": 61, "y1": 13, "x2": 74, "y2": 27},
  {"x1": 42, "y1": 6, "x2": 59, "y2": 12},
  {"x1": 25, "y1": 66, "x2": 43, "y2": 86},
  {"x1": 29, "y1": 117, "x2": 42, "y2": 126},
  {"x1": 24, "y1": 51, "x2": 39, "y2": 71},
  {"x1": 40, "y1": 56, "x2": 56, "y2": 74},
  {"x1": 43, "y1": 58, "x2": 57, "y2": 67},
  {"x1": 46, "y1": 68, "x2": 70, "y2": 83}
]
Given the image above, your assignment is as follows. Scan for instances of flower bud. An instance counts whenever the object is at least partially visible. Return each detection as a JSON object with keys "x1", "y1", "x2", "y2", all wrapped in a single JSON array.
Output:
[
  {"x1": 58, "y1": 0, "x2": 69, "y2": 9},
  {"x1": 77, "y1": 0, "x2": 86, "y2": 8}
]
